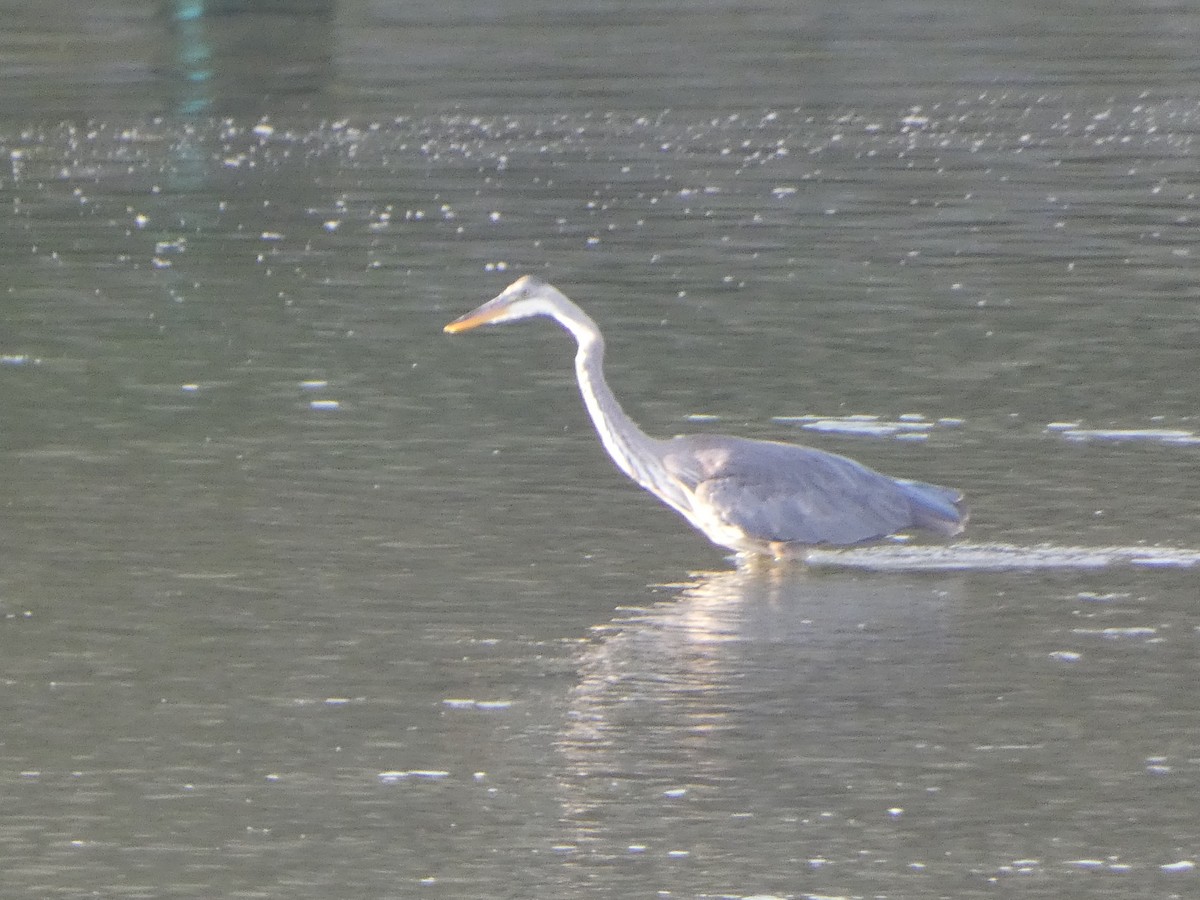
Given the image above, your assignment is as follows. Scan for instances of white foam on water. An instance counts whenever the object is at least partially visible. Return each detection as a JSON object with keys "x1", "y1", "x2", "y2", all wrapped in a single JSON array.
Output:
[{"x1": 804, "y1": 542, "x2": 1200, "y2": 572}]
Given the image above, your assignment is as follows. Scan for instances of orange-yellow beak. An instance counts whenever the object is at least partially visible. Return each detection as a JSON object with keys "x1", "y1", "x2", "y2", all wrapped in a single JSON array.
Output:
[{"x1": 443, "y1": 300, "x2": 504, "y2": 334}]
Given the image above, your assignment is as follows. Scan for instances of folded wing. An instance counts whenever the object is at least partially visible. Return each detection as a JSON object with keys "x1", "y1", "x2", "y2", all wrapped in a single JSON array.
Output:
[{"x1": 662, "y1": 434, "x2": 966, "y2": 547}]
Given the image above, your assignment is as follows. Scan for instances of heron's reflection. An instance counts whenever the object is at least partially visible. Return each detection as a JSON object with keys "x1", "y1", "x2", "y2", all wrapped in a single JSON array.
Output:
[{"x1": 555, "y1": 565, "x2": 964, "y2": 867}]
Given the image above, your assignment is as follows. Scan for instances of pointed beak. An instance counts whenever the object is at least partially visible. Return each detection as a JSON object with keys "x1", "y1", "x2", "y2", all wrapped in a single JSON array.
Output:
[{"x1": 443, "y1": 296, "x2": 506, "y2": 334}]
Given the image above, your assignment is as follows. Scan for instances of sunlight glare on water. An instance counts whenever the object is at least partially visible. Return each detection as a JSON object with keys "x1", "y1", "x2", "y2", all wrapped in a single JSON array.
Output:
[{"x1": 3, "y1": 5, "x2": 1200, "y2": 897}]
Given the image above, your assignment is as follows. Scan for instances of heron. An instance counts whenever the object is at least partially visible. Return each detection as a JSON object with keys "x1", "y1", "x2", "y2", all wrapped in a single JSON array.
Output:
[{"x1": 444, "y1": 275, "x2": 967, "y2": 558}]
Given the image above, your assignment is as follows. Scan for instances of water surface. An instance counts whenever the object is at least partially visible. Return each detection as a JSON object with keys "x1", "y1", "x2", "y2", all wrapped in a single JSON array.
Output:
[{"x1": 2, "y1": 3, "x2": 1200, "y2": 898}]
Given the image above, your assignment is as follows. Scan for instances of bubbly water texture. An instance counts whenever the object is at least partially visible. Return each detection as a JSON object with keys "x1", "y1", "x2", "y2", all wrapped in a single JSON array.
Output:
[{"x1": 3, "y1": 5, "x2": 1200, "y2": 897}]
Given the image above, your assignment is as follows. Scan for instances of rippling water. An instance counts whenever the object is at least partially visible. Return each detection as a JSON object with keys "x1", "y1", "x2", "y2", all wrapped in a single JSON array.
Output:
[{"x1": 2, "y1": 3, "x2": 1200, "y2": 898}]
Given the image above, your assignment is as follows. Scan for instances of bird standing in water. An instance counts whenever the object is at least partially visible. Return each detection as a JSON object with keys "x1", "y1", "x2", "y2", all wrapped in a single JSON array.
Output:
[{"x1": 444, "y1": 276, "x2": 967, "y2": 558}]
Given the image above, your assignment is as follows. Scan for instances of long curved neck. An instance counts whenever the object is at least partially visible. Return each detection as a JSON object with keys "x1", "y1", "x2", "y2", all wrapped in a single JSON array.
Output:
[
  {"x1": 572, "y1": 330, "x2": 664, "y2": 489},
  {"x1": 542, "y1": 300, "x2": 664, "y2": 491}
]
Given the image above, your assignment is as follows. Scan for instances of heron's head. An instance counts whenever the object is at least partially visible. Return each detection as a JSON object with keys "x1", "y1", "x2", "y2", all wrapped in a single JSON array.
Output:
[{"x1": 443, "y1": 275, "x2": 565, "y2": 333}]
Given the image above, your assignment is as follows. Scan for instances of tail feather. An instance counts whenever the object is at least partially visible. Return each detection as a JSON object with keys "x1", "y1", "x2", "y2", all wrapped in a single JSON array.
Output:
[{"x1": 898, "y1": 479, "x2": 968, "y2": 537}]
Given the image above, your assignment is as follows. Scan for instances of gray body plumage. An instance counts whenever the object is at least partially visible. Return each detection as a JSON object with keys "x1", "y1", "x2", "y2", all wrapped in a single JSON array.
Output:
[
  {"x1": 659, "y1": 434, "x2": 964, "y2": 553},
  {"x1": 444, "y1": 275, "x2": 967, "y2": 558}
]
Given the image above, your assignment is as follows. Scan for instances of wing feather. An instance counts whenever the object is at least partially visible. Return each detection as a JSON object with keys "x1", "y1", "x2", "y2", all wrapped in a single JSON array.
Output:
[{"x1": 662, "y1": 434, "x2": 958, "y2": 546}]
